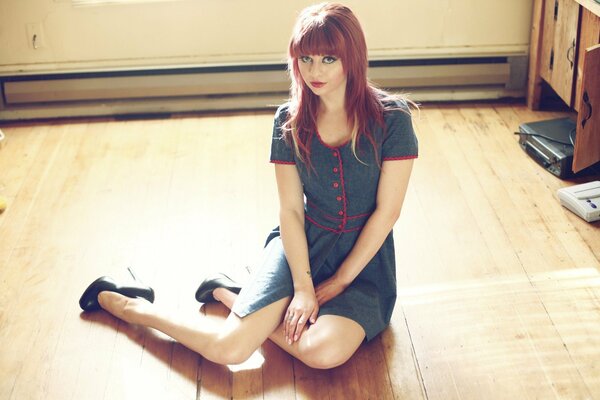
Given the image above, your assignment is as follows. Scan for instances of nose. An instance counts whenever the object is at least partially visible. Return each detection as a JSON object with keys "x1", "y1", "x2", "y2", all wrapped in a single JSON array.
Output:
[{"x1": 309, "y1": 61, "x2": 324, "y2": 78}]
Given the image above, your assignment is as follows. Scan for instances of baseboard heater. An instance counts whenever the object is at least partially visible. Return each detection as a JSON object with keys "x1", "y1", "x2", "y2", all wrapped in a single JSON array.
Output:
[{"x1": 0, "y1": 56, "x2": 527, "y2": 121}]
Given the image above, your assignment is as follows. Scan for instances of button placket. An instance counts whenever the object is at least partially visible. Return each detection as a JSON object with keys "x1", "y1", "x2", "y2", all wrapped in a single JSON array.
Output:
[{"x1": 331, "y1": 149, "x2": 347, "y2": 230}]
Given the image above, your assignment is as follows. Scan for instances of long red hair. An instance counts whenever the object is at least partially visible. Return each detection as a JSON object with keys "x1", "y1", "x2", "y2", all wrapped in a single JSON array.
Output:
[{"x1": 283, "y1": 2, "x2": 412, "y2": 167}]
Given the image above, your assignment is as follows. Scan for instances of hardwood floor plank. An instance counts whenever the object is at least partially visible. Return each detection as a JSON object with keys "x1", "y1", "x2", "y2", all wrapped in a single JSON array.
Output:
[
  {"x1": 0, "y1": 124, "x2": 49, "y2": 239},
  {"x1": 402, "y1": 274, "x2": 595, "y2": 399},
  {"x1": 197, "y1": 360, "x2": 232, "y2": 400},
  {"x1": 232, "y1": 368, "x2": 263, "y2": 400},
  {"x1": 532, "y1": 272, "x2": 600, "y2": 395},
  {"x1": 353, "y1": 336, "x2": 395, "y2": 400},
  {"x1": 409, "y1": 106, "x2": 500, "y2": 281},
  {"x1": 381, "y1": 310, "x2": 427, "y2": 400},
  {"x1": 328, "y1": 358, "x2": 362, "y2": 399},
  {"x1": 428, "y1": 107, "x2": 523, "y2": 274},
  {"x1": 0, "y1": 124, "x2": 64, "y2": 255},
  {"x1": 292, "y1": 359, "x2": 332, "y2": 400},
  {"x1": 261, "y1": 340, "x2": 295, "y2": 400}
]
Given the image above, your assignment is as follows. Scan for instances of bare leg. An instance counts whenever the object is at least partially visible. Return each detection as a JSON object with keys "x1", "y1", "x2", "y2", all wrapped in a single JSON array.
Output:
[
  {"x1": 97, "y1": 291, "x2": 289, "y2": 365},
  {"x1": 213, "y1": 287, "x2": 365, "y2": 369}
]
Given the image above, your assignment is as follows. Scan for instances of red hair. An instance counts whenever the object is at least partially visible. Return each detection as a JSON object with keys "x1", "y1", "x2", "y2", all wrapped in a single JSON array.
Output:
[{"x1": 283, "y1": 2, "x2": 411, "y2": 168}]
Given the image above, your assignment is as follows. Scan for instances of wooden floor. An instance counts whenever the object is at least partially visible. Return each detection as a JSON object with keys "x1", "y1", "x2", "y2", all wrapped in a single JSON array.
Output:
[{"x1": 0, "y1": 101, "x2": 599, "y2": 400}]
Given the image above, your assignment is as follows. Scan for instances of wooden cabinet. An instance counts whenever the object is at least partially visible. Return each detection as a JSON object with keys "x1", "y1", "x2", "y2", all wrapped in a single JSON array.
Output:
[
  {"x1": 539, "y1": 0, "x2": 580, "y2": 106},
  {"x1": 575, "y1": 8, "x2": 600, "y2": 111},
  {"x1": 574, "y1": 43, "x2": 600, "y2": 171},
  {"x1": 528, "y1": 0, "x2": 600, "y2": 173}
]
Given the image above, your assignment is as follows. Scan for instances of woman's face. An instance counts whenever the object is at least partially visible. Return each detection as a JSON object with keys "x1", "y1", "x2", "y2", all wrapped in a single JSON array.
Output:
[{"x1": 297, "y1": 54, "x2": 347, "y2": 99}]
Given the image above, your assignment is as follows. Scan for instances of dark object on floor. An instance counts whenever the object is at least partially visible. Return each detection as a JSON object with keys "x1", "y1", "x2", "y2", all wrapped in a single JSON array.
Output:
[{"x1": 517, "y1": 117, "x2": 577, "y2": 178}]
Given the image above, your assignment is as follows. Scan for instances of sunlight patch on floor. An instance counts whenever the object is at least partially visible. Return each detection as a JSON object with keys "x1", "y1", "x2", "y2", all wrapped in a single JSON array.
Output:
[{"x1": 228, "y1": 350, "x2": 265, "y2": 372}]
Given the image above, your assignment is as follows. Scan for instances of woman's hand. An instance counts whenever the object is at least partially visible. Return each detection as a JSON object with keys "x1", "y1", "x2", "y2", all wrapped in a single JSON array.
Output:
[
  {"x1": 315, "y1": 274, "x2": 349, "y2": 306},
  {"x1": 284, "y1": 289, "x2": 319, "y2": 344}
]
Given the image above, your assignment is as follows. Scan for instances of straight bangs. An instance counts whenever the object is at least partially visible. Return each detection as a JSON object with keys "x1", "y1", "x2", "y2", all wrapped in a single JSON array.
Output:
[{"x1": 289, "y1": 22, "x2": 344, "y2": 59}]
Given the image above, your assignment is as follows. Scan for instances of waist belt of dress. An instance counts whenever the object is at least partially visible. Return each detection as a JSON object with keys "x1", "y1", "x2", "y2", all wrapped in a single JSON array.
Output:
[{"x1": 305, "y1": 201, "x2": 372, "y2": 233}]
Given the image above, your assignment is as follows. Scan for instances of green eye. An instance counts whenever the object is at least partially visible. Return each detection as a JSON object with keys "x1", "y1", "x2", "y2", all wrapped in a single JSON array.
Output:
[
  {"x1": 299, "y1": 56, "x2": 312, "y2": 64},
  {"x1": 323, "y1": 56, "x2": 338, "y2": 64}
]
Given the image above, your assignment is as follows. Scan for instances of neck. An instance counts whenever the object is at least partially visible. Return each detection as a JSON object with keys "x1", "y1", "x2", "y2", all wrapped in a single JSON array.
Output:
[
  {"x1": 317, "y1": 79, "x2": 347, "y2": 115},
  {"x1": 318, "y1": 94, "x2": 345, "y2": 116}
]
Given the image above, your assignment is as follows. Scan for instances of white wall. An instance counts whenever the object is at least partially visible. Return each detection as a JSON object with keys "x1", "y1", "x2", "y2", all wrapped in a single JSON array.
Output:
[{"x1": 0, "y1": 0, "x2": 533, "y2": 75}]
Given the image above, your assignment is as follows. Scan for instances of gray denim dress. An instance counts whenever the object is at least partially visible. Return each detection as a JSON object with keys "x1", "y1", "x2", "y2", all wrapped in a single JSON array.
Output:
[{"x1": 231, "y1": 100, "x2": 418, "y2": 341}]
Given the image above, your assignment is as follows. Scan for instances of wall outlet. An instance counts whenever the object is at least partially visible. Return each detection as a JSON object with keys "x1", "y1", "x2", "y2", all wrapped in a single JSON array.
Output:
[{"x1": 26, "y1": 23, "x2": 46, "y2": 50}]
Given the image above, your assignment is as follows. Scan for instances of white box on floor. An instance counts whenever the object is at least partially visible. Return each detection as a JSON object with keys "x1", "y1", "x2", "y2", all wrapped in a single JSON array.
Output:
[{"x1": 557, "y1": 181, "x2": 600, "y2": 222}]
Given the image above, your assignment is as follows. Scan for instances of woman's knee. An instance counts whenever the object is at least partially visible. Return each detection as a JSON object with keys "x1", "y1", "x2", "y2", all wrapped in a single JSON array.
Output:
[
  {"x1": 299, "y1": 338, "x2": 356, "y2": 369},
  {"x1": 209, "y1": 335, "x2": 256, "y2": 365},
  {"x1": 294, "y1": 315, "x2": 365, "y2": 369}
]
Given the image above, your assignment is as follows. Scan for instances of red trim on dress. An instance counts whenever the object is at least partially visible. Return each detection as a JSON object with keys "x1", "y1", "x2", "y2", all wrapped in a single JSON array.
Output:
[
  {"x1": 383, "y1": 155, "x2": 418, "y2": 161},
  {"x1": 305, "y1": 215, "x2": 364, "y2": 233},
  {"x1": 305, "y1": 215, "x2": 339, "y2": 233},
  {"x1": 306, "y1": 200, "x2": 339, "y2": 221},
  {"x1": 270, "y1": 160, "x2": 296, "y2": 165},
  {"x1": 348, "y1": 212, "x2": 371, "y2": 219},
  {"x1": 306, "y1": 199, "x2": 372, "y2": 221}
]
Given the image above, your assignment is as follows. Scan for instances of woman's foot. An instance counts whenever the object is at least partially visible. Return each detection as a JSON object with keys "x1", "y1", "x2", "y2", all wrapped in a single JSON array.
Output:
[
  {"x1": 212, "y1": 287, "x2": 239, "y2": 309},
  {"x1": 97, "y1": 291, "x2": 153, "y2": 324},
  {"x1": 195, "y1": 273, "x2": 242, "y2": 303}
]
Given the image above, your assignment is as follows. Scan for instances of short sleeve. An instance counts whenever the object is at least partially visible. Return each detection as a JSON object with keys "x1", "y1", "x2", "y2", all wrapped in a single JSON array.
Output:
[
  {"x1": 270, "y1": 104, "x2": 296, "y2": 165},
  {"x1": 382, "y1": 101, "x2": 419, "y2": 161}
]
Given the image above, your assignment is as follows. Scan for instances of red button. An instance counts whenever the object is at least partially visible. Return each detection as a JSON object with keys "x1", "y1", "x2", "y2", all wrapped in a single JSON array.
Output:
[
  {"x1": 333, "y1": 182, "x2": 339, "y2": 188},
  {"x1": 336, "y1": 196, "x2": 342, "y2": 201},
  {"x1": 333, "y1": 167, "x2": 339, "y2": 173},
  {"x1": 338, "y1": 211, "x2": 344, "y2": 216},
  {"x1": 332, "y1": 151, "x2": 338, "y2": 157},
  {"x1": 338, "y1": 224, "x2": 343, "y2": 229}
]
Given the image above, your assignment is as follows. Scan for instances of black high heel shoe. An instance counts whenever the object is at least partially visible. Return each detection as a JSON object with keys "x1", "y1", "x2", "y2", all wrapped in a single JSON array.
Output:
[
  {"x1": 79, "y1": 267, "x2": 155, "y2": 311},
  {"x1": 195, "y1": 273, "x2": 242, "y2": 303}
]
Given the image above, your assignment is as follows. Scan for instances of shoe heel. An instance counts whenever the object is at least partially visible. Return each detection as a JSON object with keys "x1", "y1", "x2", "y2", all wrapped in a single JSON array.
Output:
[
  {"x1": 124, "y1": 267, "x2": 155, "y2": 303},
  {"x1": 127, "y1": 266, "x2": 141, "y2": 282}
]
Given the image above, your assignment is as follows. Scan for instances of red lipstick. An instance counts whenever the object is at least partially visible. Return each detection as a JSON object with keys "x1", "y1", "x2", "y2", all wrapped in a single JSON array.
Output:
[{"x1": 311, "y1": 81, "x2": 326, "y2": 88}]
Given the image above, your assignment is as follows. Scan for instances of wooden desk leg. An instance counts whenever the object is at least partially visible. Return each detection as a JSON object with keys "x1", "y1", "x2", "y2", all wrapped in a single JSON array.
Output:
[{"x1": 527, "y1": 0, "x2": 545, "y2": 110}]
